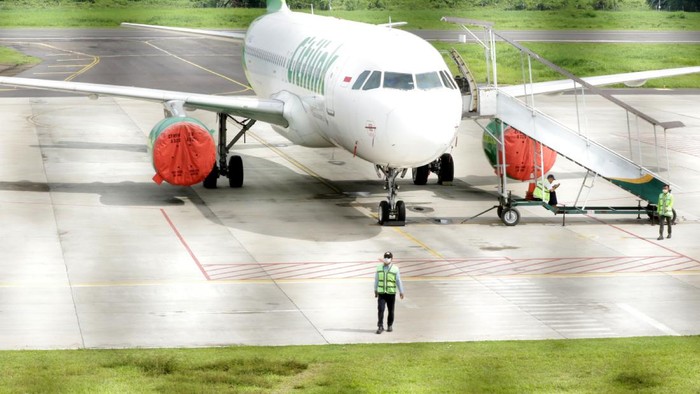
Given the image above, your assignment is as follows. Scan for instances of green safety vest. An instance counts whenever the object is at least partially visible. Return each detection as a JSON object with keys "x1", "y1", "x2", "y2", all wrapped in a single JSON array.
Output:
[
  {"x1": 376, "y1": 264, "x2": 399, "y2": 294},
  {"x1": 533, "y1": 179, "x2": 550, "y2": 203},
  {"x1": 657, "y1": 192, "x2": 674, "y2": 217}
]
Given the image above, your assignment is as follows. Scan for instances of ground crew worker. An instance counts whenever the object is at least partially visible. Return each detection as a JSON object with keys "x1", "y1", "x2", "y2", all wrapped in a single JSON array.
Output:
[
  {"x1": 533, "y1": 174, "x2": 560, "y2": 206},
  {"x1": 657, "y1": 184, "x2": 674, "y2": 240},
  {"x1": 374, "y1": 251, "x2": 404, "y2": 334}
]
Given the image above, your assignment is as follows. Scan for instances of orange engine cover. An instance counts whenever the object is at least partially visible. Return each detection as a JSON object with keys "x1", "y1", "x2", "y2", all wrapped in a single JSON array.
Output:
[
  {"x1": 149, "y1": 117, "x2": 216, "y2": 186},
  {"x1": 483, "y1": 120, "x2": 557, "y2": 181}
]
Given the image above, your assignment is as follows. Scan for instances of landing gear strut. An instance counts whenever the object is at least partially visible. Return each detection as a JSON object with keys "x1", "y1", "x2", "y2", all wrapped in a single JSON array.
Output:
[
  {"x1": 376, "y1": 166, "x2": 407, "y2": 226},
  {"x1": 203, "y1": 113, "x2": 256, "y2": 189}
]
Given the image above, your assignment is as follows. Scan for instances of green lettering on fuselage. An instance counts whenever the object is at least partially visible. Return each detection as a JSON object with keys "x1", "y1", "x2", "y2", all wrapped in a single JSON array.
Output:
[{"x1": 287, "y1": 36, "x2": 342, "y2": 95}]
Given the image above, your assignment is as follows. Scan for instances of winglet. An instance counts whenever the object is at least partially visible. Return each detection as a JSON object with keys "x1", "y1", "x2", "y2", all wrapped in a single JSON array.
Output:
[{"x1": 267, "y1": 0, "x2": 288, "y2": 13}]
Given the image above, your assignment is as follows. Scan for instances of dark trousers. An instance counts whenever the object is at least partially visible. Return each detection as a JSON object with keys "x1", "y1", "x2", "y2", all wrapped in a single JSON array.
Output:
[
  {"x1": 659, "y1": 215, "x2": 672, "y2": 236},
  {"x1": 548, "y1": 191, "x2": 558, "y2": 206},
  {"x1": 377, "y1": 293, "x2": 396, "y2": 328}
]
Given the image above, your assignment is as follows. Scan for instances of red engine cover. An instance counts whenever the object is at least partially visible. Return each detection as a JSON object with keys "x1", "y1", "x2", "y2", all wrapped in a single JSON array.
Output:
[
  {"x1": 151, "y1": 121, "x2": 216, "y2": 186},
  {"x1": 500, "y1": 127, "x2": 557, "y2": 181}
]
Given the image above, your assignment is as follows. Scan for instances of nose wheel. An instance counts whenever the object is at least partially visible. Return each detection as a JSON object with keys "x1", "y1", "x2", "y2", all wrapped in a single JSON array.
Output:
[{"x1": 376, "y1": 166, "x2": 407, "y2": 226}]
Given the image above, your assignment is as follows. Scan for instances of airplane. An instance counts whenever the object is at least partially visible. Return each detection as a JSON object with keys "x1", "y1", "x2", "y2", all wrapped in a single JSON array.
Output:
[{"x1": 1, "y1": 0, "x2": 698, "y2": 226}]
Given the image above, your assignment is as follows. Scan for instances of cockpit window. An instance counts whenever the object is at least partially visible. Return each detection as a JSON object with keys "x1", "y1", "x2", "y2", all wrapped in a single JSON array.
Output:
[
  {"x1": 362, "y1": 70, "x2": 382, "y2": 90},
  {"x1": 383, "y1": 72, "x2": 414, "y2": 90},
  {"x1": 439, "y1": 70, "x2": 458, "y2": 90},
  {"x1": 352, "y1": 70, "x2": 371, "y2": 90},
  {"x1": 416, "y1": 72, "x2": 443, "y2": 90}
]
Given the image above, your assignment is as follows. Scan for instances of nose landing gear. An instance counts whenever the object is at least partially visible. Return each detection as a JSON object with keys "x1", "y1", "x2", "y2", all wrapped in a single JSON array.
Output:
[{"x1": 376, "y1": 166, "x2": 407, "y2": 226}]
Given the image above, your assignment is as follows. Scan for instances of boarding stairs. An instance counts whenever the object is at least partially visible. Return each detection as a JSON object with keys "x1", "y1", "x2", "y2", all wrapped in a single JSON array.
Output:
[
  {"x1": 443, "y1": 17, "x2": 678, "y2": 208},
  {"x1": 440, "y1": 17, "x2": 688, "y2": 225},
  {"x1": 488, "y1": 89, "x2": 671, "y2": 204}
]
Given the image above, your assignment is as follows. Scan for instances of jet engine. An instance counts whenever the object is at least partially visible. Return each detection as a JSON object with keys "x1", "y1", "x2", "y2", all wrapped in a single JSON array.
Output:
[
  {"x1": 148, "y1": 117, "x2": 216, "y2": 186},
  {"x1": 482, "y1": 119, "x2": 557, "y2": 181}
]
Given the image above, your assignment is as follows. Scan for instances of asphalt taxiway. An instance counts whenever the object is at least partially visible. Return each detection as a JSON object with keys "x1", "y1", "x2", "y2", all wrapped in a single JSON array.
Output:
[{"x1": 1, "y1": 28, "x2": 699, "y2": 349}]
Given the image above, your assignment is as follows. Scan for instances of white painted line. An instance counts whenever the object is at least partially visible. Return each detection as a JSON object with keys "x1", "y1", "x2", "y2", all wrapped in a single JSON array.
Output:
[{"x1": 617, "y1": 303, "x2": 679, "y2": 336}]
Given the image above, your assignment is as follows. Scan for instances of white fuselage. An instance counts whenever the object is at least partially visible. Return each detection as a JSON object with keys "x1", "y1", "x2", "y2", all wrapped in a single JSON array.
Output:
[{"x1": 243, "y1": 9, "x2": 462, "y2": 168}]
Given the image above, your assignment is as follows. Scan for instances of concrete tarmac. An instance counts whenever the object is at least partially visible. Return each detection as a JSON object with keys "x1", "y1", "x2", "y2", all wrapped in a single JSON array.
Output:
[{"x1": 1, "y1": 28, "x2": 700, "y2": 349}]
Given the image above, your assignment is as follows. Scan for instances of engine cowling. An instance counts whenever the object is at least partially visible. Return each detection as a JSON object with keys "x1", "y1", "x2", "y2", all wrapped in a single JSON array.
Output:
[
  {"x1": 148, "y1": 117, "x2": 216, "y2": 186},
  {"x1": 482, "y1": 119, "x2": 557, "y2": 181}
]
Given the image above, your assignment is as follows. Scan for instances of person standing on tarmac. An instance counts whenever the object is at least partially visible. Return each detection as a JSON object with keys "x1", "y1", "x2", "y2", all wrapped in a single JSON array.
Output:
[
  {"x1": 374, "y1": 251, "x2": 404, "y2": 334},
  {"x1": 657, "y1": 184, "x2": 674, "y2": 240}
]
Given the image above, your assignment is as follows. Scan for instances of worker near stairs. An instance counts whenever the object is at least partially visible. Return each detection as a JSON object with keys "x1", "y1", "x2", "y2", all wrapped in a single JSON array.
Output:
[
  {"x1": 374, "y1": 251, "x2": 404, "y2": 334},
  {"x1": 533, "y1": 174, "x2": 560, "y2": 206},
  {"x1": 657, "y1": 184, "x2": 674, "y2": 240}
]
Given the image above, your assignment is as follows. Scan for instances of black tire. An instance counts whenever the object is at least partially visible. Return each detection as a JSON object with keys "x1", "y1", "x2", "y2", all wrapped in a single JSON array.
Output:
[
  {"x1": 203, "y1": 164, "x2": 219, "y2": 189},
  {"x1": 497, "y1": 206, "x2": 504, "y2": 219},
  {"x1": 437, "y1": 153, "x2": 454, "y2": 185},
  {"x1": 396, "y1": 200, "x2": 406, "y2": 222},
  {"x1": 412, "y1": 165, "x2": 430, "y2": 185},
  {"x1": 646, "y1": 204, "x2": 656, "y2": 221},
  {"x1": 378, "y1": 201, "x2": 390, "y2": 225},
  {"x1": 501, "y1": 208, "x2": 520, "y2": 226},
  {"x1": 228, "y1": 155, "x2": 244, "y2": 188}
]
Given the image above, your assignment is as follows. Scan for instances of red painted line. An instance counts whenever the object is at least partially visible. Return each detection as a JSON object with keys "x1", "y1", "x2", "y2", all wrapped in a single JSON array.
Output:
[
  {"x1": 276, "y1": 264, "x2": 375, "y2": 280},
  {"x1": 468, "y1": 257, "x2": 561, "y2": 275},
  {"x1": 263, "y1": 264, "x2": 327, "y2": 277},
  {"x1": 209, "y1": 266, "x2": 265, "y2": 276},
  {"x1": 400, "y1": 261, "x2": 455, "y2": 275},
  {"x1": 300, "y1": 264, "x2": 375, "y2": 279},
  {"x1": 452, "y1": 258, "x2": 511, "y2": 271},
  {"x1": 269, "y1": 265, "x2": 350, "y2": 279},
  {"x1": 406, "y1": 266, "x2": 464, "y2": 277},
  {"x1": 332, "y1": 264, "x2": 378, "y2": 276},
  {"x1": 607, "y1": 256, "x2": 680, "y2": 273},
  {"x1": 540, "y1": 257, "x2": 620, "y2": 274},
  {"x1": 453, "y1": 259, "x2": 519, "y2": 274},
  {"x1": 487, "y1": 258, "x2": 590, "y2": 275},
  {"x1": 643, "y1": 259, "x2": 696, "y2": 272},
  {"x1": 563, "y1": 257, "x2": 647, "y2": 274},
  {"x1": 590, "y1": 216, "x2": 699, "y2": 264},
  {"x1": 660, "y1": 261, "x2": 700, "y2": 272},
  {"x1": 213, "y1": 271, "x2": 269, "y2": 280},
  {"x1": 262, "y1": 261, "x2": 325, "y2": 271},
  {"x1": 160, "y1": 209, "x2": 210, "y2": 281},
  {"x1": 305, "y1": 267, "x2": 375, "y2": 279},
  {"x1": 547, "y1": 257, "x2": 621, "y2": 274}
]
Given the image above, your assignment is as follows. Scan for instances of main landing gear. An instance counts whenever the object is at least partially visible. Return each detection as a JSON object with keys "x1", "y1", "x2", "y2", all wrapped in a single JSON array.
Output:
[
  {"x1": 376, "y1": 166, "x2": 407, "y2": 226},
  {"x1": 411, "y1": 153, "x2": 454, "y2": 185},
  {"x1": 203, "y1": 113, "x2": 256, "y2": 189}
]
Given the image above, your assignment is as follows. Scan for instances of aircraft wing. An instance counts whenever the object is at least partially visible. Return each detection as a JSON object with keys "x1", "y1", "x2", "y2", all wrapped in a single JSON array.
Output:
[
  {"x1": 499, "y1": 66, "x2": 700, "y2": 97},
  {"x1": 0, "y1": 76, "x2": 288, "y2": 127},
  {"x1": 121, "y1": 23, "x2": 246, "y2": 40}
]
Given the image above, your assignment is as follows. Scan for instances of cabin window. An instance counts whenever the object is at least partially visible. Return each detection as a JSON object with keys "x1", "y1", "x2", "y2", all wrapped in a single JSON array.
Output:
[
  {"x1": 416, "y1": 72, "x2": 443, "y2": 90},
  {"x1": 362, "y1": 71, "x2": 382, "y2": 90},
  {"x1": 383, "y1": 72, "x2": 414, "y2": 90},
  {"x1": 439, "y1": 71, "x2": 458, "y2": 90},
  {"x1": 352, "y1": 70, "x2": 371, "y2": 90}
]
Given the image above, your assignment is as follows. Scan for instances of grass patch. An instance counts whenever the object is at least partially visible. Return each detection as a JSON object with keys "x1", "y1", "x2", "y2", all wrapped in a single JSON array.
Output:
[
  {"x1": 0, "y1": 5, "x2": 699, "y2": 30},
  {"x1": 0, "y1": 46, "x2": 41, "y2": 74},
  {"x1": 0, "y1": 337, "x2": 699, "y2": 392},
  {"x1": 438, "y1": 42, "x2": 700, "y2": 88}
]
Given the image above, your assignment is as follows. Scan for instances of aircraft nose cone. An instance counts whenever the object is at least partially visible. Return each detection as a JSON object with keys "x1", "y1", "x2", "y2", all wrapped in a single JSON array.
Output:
[{"x1": 384, "y1": 96, "x2": 460, "y2": 166}]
